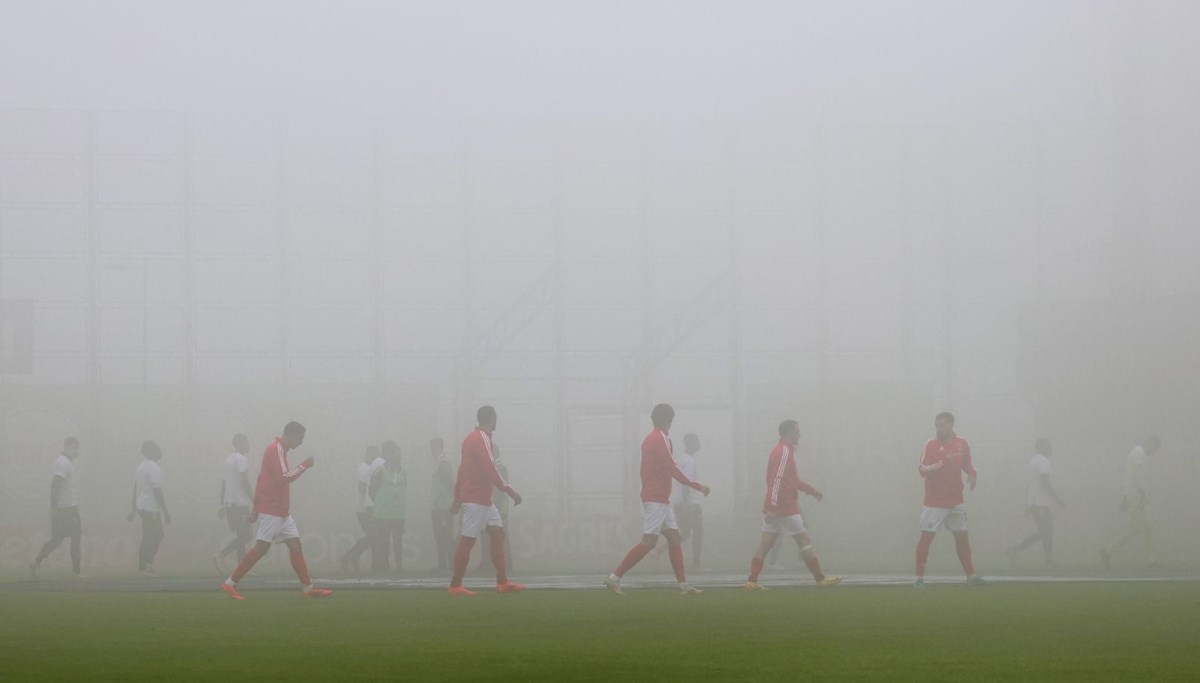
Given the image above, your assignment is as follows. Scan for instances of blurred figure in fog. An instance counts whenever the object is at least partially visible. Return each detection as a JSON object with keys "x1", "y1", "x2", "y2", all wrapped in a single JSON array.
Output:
[
  {"x1": 673, "y1": 433, "x2": 706, "y2": 571},
  {"x1": 340, "y1": 445, "x2": 383, "y2": 573},
  {"x1": 372, "y1": 440, "x2": 408, "y2": 574},
  {"x1": 129, "y1": 441, "x2": 170, "y2": 578},
  {"x1": 1100, "y1": 436, "x2": 1162, "y2": 570},
  {"x1": 429, "y1": 437, "x2": 455, "y2": 572},
  {"x1": 1006, "y1": 438, "x2": 1065, "y2": 567},
  {"x1": 29, "y1": 437, "x2": 86, "y2": 579},
  {"x1": 213, "y1": 434, "x2": 254, "y2": 574}
]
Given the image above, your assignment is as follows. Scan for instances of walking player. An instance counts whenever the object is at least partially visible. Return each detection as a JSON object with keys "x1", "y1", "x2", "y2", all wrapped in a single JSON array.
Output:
[
  {"x1": 213, "y1": 434, "x2": 254, "y2": 574},
  {"x1": 29, "y1": 437, "x2": 85, "y2": 579},
  {"x1": 914, "y1": 412, "x2": 987, "y2": 587}
]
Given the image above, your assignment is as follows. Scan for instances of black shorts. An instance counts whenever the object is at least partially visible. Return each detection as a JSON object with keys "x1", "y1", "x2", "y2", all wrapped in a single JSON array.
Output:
[
  {"x1": 51, "y1": 507, "x2": 81, "y2": 539},
  {"x1": 225, "y1": 505, "x2": 251, "y2": 533}
]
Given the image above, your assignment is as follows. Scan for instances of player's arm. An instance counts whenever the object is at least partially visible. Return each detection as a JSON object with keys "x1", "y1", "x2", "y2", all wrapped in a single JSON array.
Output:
[
  {"x1": 127, "y1": 482, "x2": 137, "y2": 522},
  {"x1": 49, "y1": 475, "x2": 63, "y2": 512},
  {"x1": 963, "y1": 446, "x2": 978, "y2": 490},
  {"x1": 239, "y1": 470, "x2": 253, "y2": 502},
  {"x1": 1041, "y1": 473, "x2": 1065, "y2": 508},
  {"x1": 154, "y1": 486, "x2": 171, "y2": 525},
  {"x1": 482, "y1": 448, "x2": 521, "y2": 505},
  {"x1": 666, "y1": 449, "x2": 709, "y2": 496},
  {"x1": 918, "y1": 443, "x2": 943, "y2": 477},
  {"x1": 282, "y1": 456, "x2": 314, "y2": 484},
  {"x1": 786, "y1": 452, "x2": 822, "y2": 501}
]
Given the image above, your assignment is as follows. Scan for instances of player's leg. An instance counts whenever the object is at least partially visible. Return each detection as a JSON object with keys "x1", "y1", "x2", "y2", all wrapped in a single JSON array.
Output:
[
  {"x1": 915, "y1": 506, "x2": 944, "y2": 585},
  {"x1": 137, "y1": 511, "x2": 157, "y2": 574},
  {"x1": 32, "y1": 513, "x2": 68, "y2": 570},
  {"x1": 431, "y1": 510, "x2": 447, "y2": 570},
  {"x1": 487, "y1": 507, "x2": 522, "y2": 592},
  {"x1": 68, "y1": 510, "x2": 83, "y2": 576},
  {"x1": 746, "y1": 531, "x2": 778, "y2": 588},
  {"x1": 392, "y1": 520, "x2": 405, "y2": 574},
  {"x1": 609, "y1": 502, "x2": 668, "y2": 589},
  {"x1": 791, "y1": 529, "x2": 838, "y2": 585},
  {"x1": 1140, "y1": 508, "x2": 1156, "y2": 566},
  {"x1": 946, "y1": 506, "x2": 982, "y2": 583},
  {"x1": 501, "y1": 514, "x2": 512, "y2": 571},
  {"x1": 1008, "y1": 509, "x2": 1043, "y2": 560},
  {"x1": 450, "y1": 504, "x2": 487, "y2": 593},
  {"x1": 1036, "y1": 507, "x2": 1054, "y2": 565},
  {"x1": 691, "y1": 505, "x2": 704, "y2": 568},
  {"x1": 373, "y1": 516, "x2": 392, "y2": 574}
]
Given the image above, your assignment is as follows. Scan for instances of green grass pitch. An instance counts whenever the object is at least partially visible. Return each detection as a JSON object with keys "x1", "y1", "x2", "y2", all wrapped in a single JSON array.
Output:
[{"x1": 1, "y1": 583, "x2": 1198, "y2": 681}]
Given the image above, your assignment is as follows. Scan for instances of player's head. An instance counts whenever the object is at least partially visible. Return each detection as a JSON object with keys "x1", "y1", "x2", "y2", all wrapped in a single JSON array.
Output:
[
  {"x1": 779, "y1": 420, "x2": 800, "y2": 445},
  {"x1": 935, "y1": 412, "x2": 955, "y2": 439},
  {"x1": 1144, "y1": 436, "x2": 1162, "y2": 454},
  {"x1": 651, "y1": 403, "x2": 674, "y2": 430},
  {"x1": 382, "y1": 440, "x2": 401, "y2": 466},
  {"x1": 683, "y1": 433, "x2": 700, "y2": 454},
  {"x1": 430, "y1": 436, "x2": 444, "y2": 457},
  {"x1": 141, "y1": 440, "x2": 162, "y2": 461},
  {"x1": 232, "y1": 433, "x2": 249, "y2": 454},
  {"x1": 477, "y1": 405, "x2": 497, "y2": 431},
  {"x1": 365, "y1": 444, "x2": 379, "y2": 462},
  {"x1": 63, "y1": 437, "x2": 80, "y2": 459},
  {"x1": 282, "y1": 421, "x2": 306, "y2": 449},
  {"x1": 1035, "y1": 437, "x2": 1053, "y2": 457}
]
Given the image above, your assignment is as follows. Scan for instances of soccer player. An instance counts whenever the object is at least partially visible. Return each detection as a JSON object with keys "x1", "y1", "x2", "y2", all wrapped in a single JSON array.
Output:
[
  {"x1": 213, "y1": 434, "x2": 254, "y2": 574},
  {"x1": 29, "y1": 437, "x2": 85, "y2": 579},
  {"x1": 673, "y1": 433, "x2": 706, "y2": 571},
  {"x1": 744, "y1": 420, "x2": 840, "y2": 590},
  {"x1": 1006, "y1": 438, "x2": 1065, "y2": 566},
  {"x1": 220, "y1": 421, "x2": 332, "y2": 600},
  {"x1": 128, "y1": 441, "x2": 170, "y2": 578},
  {"x1": 1100, "y1": 436, "x2": 1162, "y2": 569},
  {"x1": 372, "y1": 440, "x2": 407, "y2": 574},
  {"x1": 429, "y1": 437, "x2": 455, "y2": 572},
  {"x1": 448, "y1": 406, "x2": 524, "y2": 596},
  {"x1": 605, "y1": 403, "x2": 710, "y2": 596},
  {"x1": 914, "y1": 412, "x2": 986, "y2": 587},
  {"x1": 340, "y1": 445, "x2": 382, "y2": 573}
]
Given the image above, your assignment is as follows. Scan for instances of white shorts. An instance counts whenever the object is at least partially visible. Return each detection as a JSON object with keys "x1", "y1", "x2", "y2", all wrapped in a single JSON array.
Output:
[
  {"x1": 459, "y1": 503, "x2": 503, "y2": 539},
  {"x1": 642, "y1": 502, "x2": 679, "y2": 536},
  {"x1": 255, "y1": 514, "x2": 300, "y2": 544},
  {"x1": 919, "y1": 505, "x2": 968, "y2": 533},
  {"x1": 762, "y1": 513, "x2": 807, "y2": 536}
]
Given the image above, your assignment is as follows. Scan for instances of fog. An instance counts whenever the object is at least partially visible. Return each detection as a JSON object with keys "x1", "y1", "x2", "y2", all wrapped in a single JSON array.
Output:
[{"x1": 1, "y1": 0, "x2": 1198, "y2": 578}]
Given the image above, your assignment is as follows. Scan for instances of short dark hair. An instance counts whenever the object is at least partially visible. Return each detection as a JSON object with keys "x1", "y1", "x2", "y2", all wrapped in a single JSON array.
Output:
[
  {"x1": 477, "y1": 405, "x2": 497, "y2": 426},
  {"x1": 283, "y1": 421, "x2": 306, "y2": 436},
  {"x1": 651, "y1": 403, "x2": 675, "y2": 428},
  {"x1": 683, "y1": 433, "x2": 700, "y2": 450},
  {"x1": 1035, "y1": 438, "x2": 1052, "y2": 454},
  {"x1": 430, "y1": 436, "x2": 444, "y2": 448},
  {"x1": 382, "y1": 440, "x2": 400, "y2": 457},
  {"x1": 935, "y1": 412, "x2": 955, "y2": 424},
  {"x1": 141, "y1": 440, "x2": 159, "y2": 457},
  {"x1": 779, "y1": 420, "x2": 799, "y2": 439},
  {"x1": 232, "y1": 433, "x2": 248, "y2": 447},
  {"x1": 63, "y1": 437, "x2": 79, "y2": 449}
]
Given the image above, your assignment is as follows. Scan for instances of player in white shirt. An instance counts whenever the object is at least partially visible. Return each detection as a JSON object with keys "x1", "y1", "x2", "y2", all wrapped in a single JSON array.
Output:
[
  {"x1": 672, "y1": 433, "x2": 706, "y2": 571},
  {"x1": 29, "y1": 437, "x2": 86, "y2": 578},
  {"x1": 1005, "y1": 439, "x2": 1065, "y2": 566},
  {"x1": 339, "y1": 445, "x2": 383, "y2": 573},
  {"x1": 1100, "y1": 437, "x2": 1161, "y2": 569},
  {"x1": 212, "y1": 434, "x2": 255, "y2": 574},
  {"x1": 127, "y1": 441, "x2": 171, "y2": 577}
]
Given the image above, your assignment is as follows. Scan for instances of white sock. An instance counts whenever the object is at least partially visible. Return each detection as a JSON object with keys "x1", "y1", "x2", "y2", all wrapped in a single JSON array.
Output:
[
  {"x1": 678, "y1": 582, "x2": 690, "y2": 590},
  {"x1": 303, "y1": 584, "x2": 314, "y2": 593},
  {"x1": 608, "y1": 573, "x2": 620, "y2": 584},
  {"x1": 224, "y1": 577, "x2": 235, "y2": 586}
]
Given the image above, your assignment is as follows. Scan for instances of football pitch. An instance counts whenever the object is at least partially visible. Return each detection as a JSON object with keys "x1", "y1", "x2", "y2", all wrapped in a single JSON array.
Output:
[{"x1": 1, "y1": 580, "x2": 1198, "y2": 681}]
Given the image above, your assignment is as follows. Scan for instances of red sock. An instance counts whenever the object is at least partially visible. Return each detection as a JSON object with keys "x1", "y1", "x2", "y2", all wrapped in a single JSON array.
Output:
[
  {"x1": 803, "y1": 553, "x2": 825, "y2": 582},
  {"x1": 916, "y1": 532, "x2": 935, "y2": 578},
  {"x1": 954, "y1": 533, "x2": 975, "y2": 576},
  {"x1": 289, "y1": 546, "x2": 311, "y2": 587},
  {"x1": 230, "y1": 545, "x2": 265, "y2": 583},
  {"x1": 748, "y1": 556, "x2": 764, "y2": 583},
  {"x1": 668, "y1": 544, "x2": 686, "y2": 583},
  {"x1": 613, "y1": 542, "x2": 652, "y2": 579},
  {"x1": 450, "y1": 536, "x2": 476, "y2": 588},
  {"x1": 488, "y1": 528, "x2": 508, "y2": 584}
]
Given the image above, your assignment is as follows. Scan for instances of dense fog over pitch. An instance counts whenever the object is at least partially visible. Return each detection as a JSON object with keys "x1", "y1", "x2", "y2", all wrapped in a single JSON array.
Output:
[{"x1": 0, "y1": 1, "x2": 1198, "y2": 575}]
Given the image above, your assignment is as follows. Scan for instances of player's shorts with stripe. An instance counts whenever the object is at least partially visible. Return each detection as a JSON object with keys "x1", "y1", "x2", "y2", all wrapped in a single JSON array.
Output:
[
  {"x1": 919, "y1": 504, "x2": 968, "y2": 532},
  {"x1": 459, "y1": 502, "x2": 503, "y2": 538},
  {"x1": 255, "y1": 514, "x2": 300, "y2": 543},
  {"x1": 762, "y1": 513, "x2": 806, "y2": 536},
  {"x1": 642, "y1": 502, "x2": 679, "y2": 535}
]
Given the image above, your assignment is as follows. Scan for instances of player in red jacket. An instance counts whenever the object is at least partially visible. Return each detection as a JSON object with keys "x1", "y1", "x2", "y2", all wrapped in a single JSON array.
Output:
[
  {"x1": 744, "y1": 420, "x2": 841, "y2": 590},
  {"x1": 448, "y1": 406, "x2": 524, "y2": 596},
  {"x1": 914, "y1": 412, "x2": 987, "y2": 587},
  {"x1": 220, "y1": 421, "x2": 332, "y2": 600},
  {"x1": 605, "y1": 404, "x2": 710, "y2": 596}
]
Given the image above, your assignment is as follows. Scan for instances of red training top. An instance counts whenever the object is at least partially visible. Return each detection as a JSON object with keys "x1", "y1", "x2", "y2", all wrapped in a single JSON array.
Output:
[
  {"x1": 919, "y1": 434, "x2": 976, "y2": 508},
  {"x1": 253, "y1": 437, "x2": 309, "y2": 517},
  {"x1": 640, "y1": 428, "x2": 703, "y2": 504},
  {"x1": 454, "y1": 428, "x2": 512, "y2": 507},
  {"x1": 762, "y1": 440, "x2": 819, "y2": 517}
]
